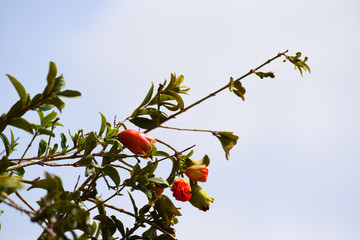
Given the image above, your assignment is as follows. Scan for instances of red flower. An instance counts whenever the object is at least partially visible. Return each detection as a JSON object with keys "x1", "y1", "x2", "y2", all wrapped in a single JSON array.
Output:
[
  {"x1": 184, "y1": 164, "x2": 209, "y2": 182},
  {"x1": 118, "y1": 129, "x2": 156, "y2": 156},
  {"x1": 171, "y1": 177, "x2": 192, "y2": 202}
]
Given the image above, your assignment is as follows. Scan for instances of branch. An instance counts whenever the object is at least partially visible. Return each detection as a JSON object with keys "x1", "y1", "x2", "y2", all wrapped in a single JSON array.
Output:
[
  {"x1": 144, "y1": 50, "x2": 288, "y2": 133},
  {"x1": 88, "y1": 199, "x2": 177, "y2": 240},
  {"x1": 1, "y1": 192, "x2": 56, "y2": 239}
]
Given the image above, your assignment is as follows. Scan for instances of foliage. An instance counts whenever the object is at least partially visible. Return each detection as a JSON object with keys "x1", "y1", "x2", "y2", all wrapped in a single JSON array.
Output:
[{"x1": 0, "y1": 50, "x2": 309, "y2": 239}]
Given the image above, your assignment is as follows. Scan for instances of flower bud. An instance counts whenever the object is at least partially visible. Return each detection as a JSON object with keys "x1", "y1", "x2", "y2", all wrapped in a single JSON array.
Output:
[
  {"x1": 189, "y1": 184, "x2": 214, "y2": 211},
  {"x1": 117, "y1": 129, "x2": 156, "y2": 156},
  {"x1": 155, "y1": 195, "x2": 181, "y2": 225},
  {"x1": 184, "y1": 164, "x2": 209, "y2": 182},
  {"x1": 171, "y1": 177, "x2": 192, "y2": 202}
]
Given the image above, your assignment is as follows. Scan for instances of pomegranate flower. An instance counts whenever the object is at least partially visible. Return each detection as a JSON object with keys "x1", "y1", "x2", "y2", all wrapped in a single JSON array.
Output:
[
  {"x1": 117, "y1": 129, "x2": 156, "y2": 156},
  {"x1": 185, "y1": 164, "x2": 209, "y2": 182},
  {"x1": 171, "y1": 177, "x2": 192, "y2": 202}
]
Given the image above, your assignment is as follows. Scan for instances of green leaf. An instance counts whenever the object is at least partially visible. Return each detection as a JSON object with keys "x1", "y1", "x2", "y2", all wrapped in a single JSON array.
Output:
[
  {"x1": 6, "y1": 99, "x2": 25, "y2": 118},
  {"x1": 38, "y1": 139, "x2": 47, "y2": 157},
  {"x1": 43, "y1": 97, "x2": 65, "y2": 112},
  {"x1": 84, "y1": 132, "x2": 98, "y2": 155},
  {"x1": 99, "y1": 112, "x2": 107, "y2": 137},
  {"x1": 128, "y1": 192, "x2": 138, "y2": 216},
  {"x1": 30, "y1": 93, "x2": 43, "y2": 107},
  {"x1": 103, "y1": 165, "x2": 120, "y2": 187},
  {"x1": 57, "y1": 90, "x2": 82, "y2": 98},
  {"x1": 129, "y1": 117, "x2": 158, "y2": 130},
  {"x1": 148, "y1": 177, "x2": 169, "y2": 187},
  {"x1": 6, "y1": 74, "x2": 27, "y2": 105},
  {"x1": 8, "y1": 118, "x2": 33, "y2": 134},
  {"x1": 37, "y1": 110, "x2": 44, "y2": 122},
  {"x1": 36, "y1": 103, "x2": 54, "y2": 112},
  {"x1": 41, "y1": 111, "x2": 57, "y2": 127},
  {"x1": 186, "y1": 154, "x2": 210, "y2": 167},
  {"x1": 213, "y1": 131, "x2": 239, "y2": 160},
  {"x1": 255, "y1": 71, "x2": 275, "y2": 79},
  {"x1": 0, "y1": 175, "x2": 22, "y2": 189},
  {"x1": 49, "y1": 143, "x2": 58, "y2": 155},
  {"x1": 51, "y1": 75, "x2": 65, "y2": 93},
  {"x1": 232, "y1": 81, "x2": 246, "y2": 101},
  {"x1": 28, "y1": 173, "x2": 64, "y2": 192},
  {"x1": 0, "y1": 133, "x2": 11, "y2": 156},
  {"x1": 38, "y1": 128, "x2": 55, "y2": 137},
  {"x1": 137, "y1": 82, "x2": 154, "y2": 109},
  {"x1": 60, "y1": 133, "x2": 67, "y2": 149},
  {"x1": 43, "y1": 61, "x2": 57, "y2": 94},
  {"x1": 0, "y1": 156, "x2": 10, "y2": 173},
  {"x1": 229, "y1": 77, "x2": 234, "y2": 92},
  {"x1": 111, "y1": 215, "x2": 125, "y2": 237},
  {"x1": 76, "y1": 154, "x2": 93, "y2": 167},
  {"x1": 166, "y1": 90, "x2": 184, "y2": 110},
  {"x1": 9, "y1": 162, "x2": 25, "y2": 177}
]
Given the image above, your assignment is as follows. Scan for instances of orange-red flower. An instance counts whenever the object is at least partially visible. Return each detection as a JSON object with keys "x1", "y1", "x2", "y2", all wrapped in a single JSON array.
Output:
[
  {"x1": 171, "y1": 177, "x2": 192, "y2": 202},
  {"x1": 184, "y1": 164, "x2": 209, "y2": 182},
  {"x1": 117, "y1": 129, "x2": 156, "y2": 156}
]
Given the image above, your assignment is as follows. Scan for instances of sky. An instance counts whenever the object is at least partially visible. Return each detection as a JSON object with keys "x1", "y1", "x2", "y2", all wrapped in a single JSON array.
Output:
[{"x1": 0, "y1": 0, "x2": 360, "y2": 239}]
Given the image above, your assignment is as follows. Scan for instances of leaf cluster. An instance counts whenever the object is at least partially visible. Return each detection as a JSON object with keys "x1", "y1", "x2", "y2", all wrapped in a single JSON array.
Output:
[
  {"x1": 129, "y1": 74, "x2": 189, "y2": 130},
  {"x1": 284, "y1": 52, "x2": 311, "y2": 76}
]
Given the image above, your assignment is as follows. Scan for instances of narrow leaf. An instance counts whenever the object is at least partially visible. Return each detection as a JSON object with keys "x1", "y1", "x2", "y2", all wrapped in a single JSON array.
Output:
[
  {"x1": 167, "y1": 90, "x2": 184, "y2": 110},
  {"x1": 38, "y1": 139, "x2": 47, "y2": 157},
  {"x1": 44, "y1": 97, "x2": 65, "y2": 112},
  {"x1": 6, "y1": 74, "x2": 27, "y2": 105},
  {"x1": 103, "y1": 165, "x2": 120, "y2": 187},
  {"x1": 137, "y1": 82, "x2": 154, "y2": 109},
  {"x1": 57, "y1": 90, "x2": 82, "y2": 98},
  {"x1": 255, "y1": 71, "x2": 275, "y2": 79},
  {"x1": 51, "y1": 75, "x2": 65, "y2": 93},
  {"x1": 99, "y1": 112, "x2": 106, "y2": 137},
  {"x1": 43, "y1": 62, "x2": 57, "y2": 94},
  {"x1": 84, "y1": 132, "x2": 97, "y2": 155},
  {"x1": 148, "y1": 177, "x2": 169, "y2": 187},
  {"x1": 8, "y1": 118, "x2": 33, "y2": 134},
  {"x1": 41, "y1": 111, "x2": 57, "y2": 127},
  {"x1": 128, "y1": 192, "x2": 138, "y2": 216},
  {"x1": 129, "y1": 117, "x2": 158, "y2": 130},
  {"x1": 60, "y1": 133, "x2": 67, "y2": 149},
  {"x1": 76, "y1": 154, "x2": 93, "y2": 167},
  {"x1": 0, "y1": 133, "x2": 11, "y2": 156}
]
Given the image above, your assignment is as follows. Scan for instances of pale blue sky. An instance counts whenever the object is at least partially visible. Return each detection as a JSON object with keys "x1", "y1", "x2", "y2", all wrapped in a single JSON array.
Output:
[{"x1": 1, "y1": 1, "x2": 359, "y2": 239}]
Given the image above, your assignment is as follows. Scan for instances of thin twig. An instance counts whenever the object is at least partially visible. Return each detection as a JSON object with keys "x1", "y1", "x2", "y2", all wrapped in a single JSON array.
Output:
[
  {"x1": 155, "y1": 138, "x2": 178, "y2": 153},
  {"x1": 159, "y1": 125, "x2": 214, "y2": 133},
  {"x1": 15, "y1": 191, "x2": 37, "y2": 212},
  {"x1": 45, "y1": 117, "x2": 60, "y2": 156},
  {"x1": 1, "y1": 192, "x2": 56, "y2": 239}
]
